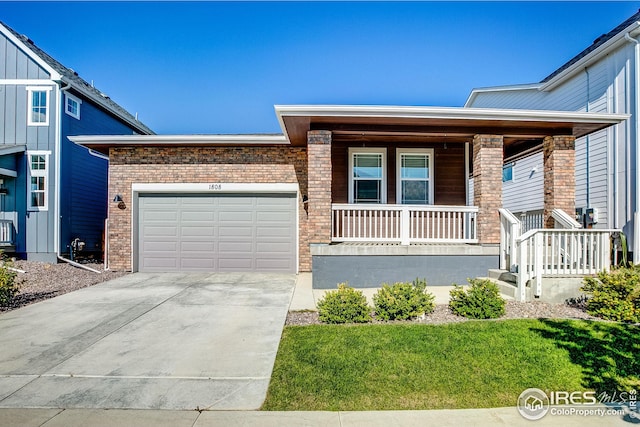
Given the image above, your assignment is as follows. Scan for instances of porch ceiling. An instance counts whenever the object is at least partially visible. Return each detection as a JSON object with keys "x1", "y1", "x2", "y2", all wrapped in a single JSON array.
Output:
[{"x1": 275, "y1": 105, "x2": 629, "y2": 150}]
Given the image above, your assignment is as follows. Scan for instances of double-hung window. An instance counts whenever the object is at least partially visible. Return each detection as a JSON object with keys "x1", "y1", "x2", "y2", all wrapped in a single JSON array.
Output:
[
  {"x1": 348, "y1": 148, "x2": 386, "y2": 204},
  {"x1": 397, "y1": 149, "x2": 433, "y2": 205},
  {"x1": 64, "y1": 93, "x2": 82, "y2": 119},
  {"x1": 27, "y1": 151, "x2": 50, "y2": 211},
  {"x1": 27, "y1": 87, "x2": 52, "y2": 126}
]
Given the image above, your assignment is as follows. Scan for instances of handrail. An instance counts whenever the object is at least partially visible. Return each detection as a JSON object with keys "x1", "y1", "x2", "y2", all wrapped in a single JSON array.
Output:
[
  {"x1": 499, "y1": 208, "x2": 521, "y2": 271},
  {"x1": 514, "y1": 228, "x2": 618, "y2": 301},
  {"x1": 551, "y1": 208, "x2": 582, "y2": 229},
  {"x1": 331, "y1": 203, "x2": 479, "y2": 213}
]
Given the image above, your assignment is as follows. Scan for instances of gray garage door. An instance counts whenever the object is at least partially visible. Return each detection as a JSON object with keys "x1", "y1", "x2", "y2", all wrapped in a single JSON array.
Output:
[{"x1": 138, "y1": 193, "x2": 297, "y2": 273}]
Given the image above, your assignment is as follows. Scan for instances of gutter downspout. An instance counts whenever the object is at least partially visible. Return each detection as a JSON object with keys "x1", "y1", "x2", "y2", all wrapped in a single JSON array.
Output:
[
  {"x1": 624, "y1": 31, "x2": 640, "y2": 263},
  {"x1": 54, "y1": 81, "x2": 70, "y2": 263},
  {"x1": 585, "y1": 67, "x2": 591, "y2": 209}
]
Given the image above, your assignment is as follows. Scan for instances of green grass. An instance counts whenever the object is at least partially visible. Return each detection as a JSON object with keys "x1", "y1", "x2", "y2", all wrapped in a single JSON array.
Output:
[{"x1": 262, "y1": 319, "x2": 640, "y2": 411}]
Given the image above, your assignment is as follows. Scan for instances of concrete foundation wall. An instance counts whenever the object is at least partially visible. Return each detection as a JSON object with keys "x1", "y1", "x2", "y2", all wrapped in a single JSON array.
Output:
[{"x1": 312, "y1": 254, "x2": 499, "y2": 289}]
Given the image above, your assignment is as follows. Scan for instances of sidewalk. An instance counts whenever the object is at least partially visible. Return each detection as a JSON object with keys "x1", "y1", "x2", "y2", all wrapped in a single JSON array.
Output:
[{"x1": 0, "y1": 407, "x2": 634, "y2": 427}]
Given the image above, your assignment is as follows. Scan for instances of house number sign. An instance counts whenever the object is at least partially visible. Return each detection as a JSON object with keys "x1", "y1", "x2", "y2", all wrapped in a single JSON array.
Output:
[{"x1": 208, "y1": 184, "x2": 223, "y2": 190}]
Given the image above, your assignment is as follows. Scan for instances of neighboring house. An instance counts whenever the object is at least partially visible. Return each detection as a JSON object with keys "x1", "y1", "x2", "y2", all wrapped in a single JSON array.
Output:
[
  {"x1": 466, "y1": 10, "x2": 640, "y2": 262},
  {"x1": 0, "y1": 22, "x2": 153, "y2": 262},
  {"x1": 72, "y1": 105, "x2": 625, "y2": 301}
]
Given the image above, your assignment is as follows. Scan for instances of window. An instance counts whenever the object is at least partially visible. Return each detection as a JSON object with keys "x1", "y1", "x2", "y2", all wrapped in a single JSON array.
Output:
[
  {"x1": 27, "y1": 87, "x2": 51, "y2": 126},
  {"x1": 503, "y1": 163, "x2": 514, "y2": 183},
  {"x1": 397, "y1": 149, "x2": 433, "y2": 204},
  {"x1": 27, "y1": 151, "x2": 50, "y2": 211},
  {"x1": 348, "y1": 148, "x2": 386, "y2": 203},
  {"x1": 64, "y1": 93, "x2": 82, "y2": 119}
]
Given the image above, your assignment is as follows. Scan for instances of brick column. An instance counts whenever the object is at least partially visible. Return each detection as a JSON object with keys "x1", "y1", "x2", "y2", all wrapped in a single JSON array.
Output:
[
  {"x1": 473, "y1": 135, "x2": 503, "y2": 245},
  {"x1": 307, "y1": 130, "x2": 332, "y2": 245},
  {"x1": 543, "y1": 135, "x2": 576, "y2": 228}
]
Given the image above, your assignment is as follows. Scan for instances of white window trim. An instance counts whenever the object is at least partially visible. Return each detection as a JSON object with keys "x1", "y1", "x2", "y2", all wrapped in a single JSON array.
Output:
[
  {"x1": 27, "y1": 150, "x2": 51, "y2": 211},
  {"x1": 348, "y1": 147, "x2": 387, "y2": 204},
  {"x1": 64, "y1": 92, "x2": 82, "y2": 120},
  {"x1": 396, "y1": 148, "x2": 434, "y2": 205},
  {"x1": 26, "y1": 86, "x2": 52, "y2": 126}
]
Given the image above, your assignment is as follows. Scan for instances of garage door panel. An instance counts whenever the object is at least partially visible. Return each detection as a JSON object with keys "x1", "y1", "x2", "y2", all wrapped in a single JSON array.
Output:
[
  {"x1": 143, "y1": 226, "x2": 178, "y2": 237},
  {"x1": 139, "y1": 193, "x2": 296, "y2": 273},
  {"x1": 182, "y1": 226, "x2": 215, "y2": 237},
  {"x1": 180, "y1": 241, "x2": 216, "y2": 252},
  {"x1": 182, "y1": 211, "x2": 216, "y2": 221}
]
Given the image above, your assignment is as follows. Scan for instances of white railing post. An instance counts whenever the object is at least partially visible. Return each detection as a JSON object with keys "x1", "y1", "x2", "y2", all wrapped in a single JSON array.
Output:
[
  {"x1": 401, "y1": 206, "x2": 411, "y2": 245},
  {"x1": 516, "y1": 238, "x2": 528, "y2": 301},
  {"x1": 533, "y1": 232, "x2": 544, "y2": 297}
]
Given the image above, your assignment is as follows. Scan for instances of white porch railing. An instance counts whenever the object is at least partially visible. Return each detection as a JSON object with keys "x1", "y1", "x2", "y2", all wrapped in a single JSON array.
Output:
[
  {"x1": 0, "y1": 220, "x2": 13, "y2": 245},
  {"x1": 499, "y1": 208, "x2": 521, "y2": 272},
  {"x1": 515, "y1": 229, "x2": 614, "y2": 301},
  {"x1": 331, "y1": 204, "x2": 478, "y2": 245}
]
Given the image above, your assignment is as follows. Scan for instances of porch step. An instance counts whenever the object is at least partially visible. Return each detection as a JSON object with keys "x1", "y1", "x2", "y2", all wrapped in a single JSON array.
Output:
[
  {"x1": 487, "y1": 269, "x2": 517, "y2": 284},
  {"x1": 477, "y1": 277, "x2": 516, "y2": 301}
]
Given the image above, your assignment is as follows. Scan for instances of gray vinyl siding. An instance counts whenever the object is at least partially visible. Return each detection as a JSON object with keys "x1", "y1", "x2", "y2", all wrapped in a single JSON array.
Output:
[
  {"x1": 469, "y1": 41, "x2": 637, "y2": 249},
  {"x1": 502, "y1": 153, "x2": 543, "y2": 213}
]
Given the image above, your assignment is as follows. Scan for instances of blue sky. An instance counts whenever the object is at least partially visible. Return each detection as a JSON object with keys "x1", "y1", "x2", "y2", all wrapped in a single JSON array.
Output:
[{"x1": 2, "y1": 1, "x2": 639, "y2": 134}]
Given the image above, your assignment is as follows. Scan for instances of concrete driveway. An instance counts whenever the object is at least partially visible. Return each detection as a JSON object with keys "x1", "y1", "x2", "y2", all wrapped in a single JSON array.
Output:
[{"x1": 0, "y1": 272, "x2": 295, "y2": 410}]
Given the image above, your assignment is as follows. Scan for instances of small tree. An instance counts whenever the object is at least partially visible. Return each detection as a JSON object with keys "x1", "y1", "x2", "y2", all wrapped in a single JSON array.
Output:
[
  {"x1": 449, "y1": 278, "x2": 505, "y2": 319},
  {"x1": 0, "y1": 260, "x2": 19, "y2": 306},
  {"x1": 373, "y1": 278, "x2": 435, "y2": 321},
  {"x1": 317, "y1": 283, "x2": 372, "y2": 324}
]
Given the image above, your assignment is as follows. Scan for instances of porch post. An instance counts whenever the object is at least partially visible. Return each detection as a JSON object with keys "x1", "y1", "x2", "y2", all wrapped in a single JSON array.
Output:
[
  {"x1": 307, "y1": 130, "x2": 332, "y2": 245},
  {"x1": 473, "y1": 134, "x2": 503, "y2": 245},
  {"x1": 543, "y1": 135, "x2": 576, "y2": 228}
]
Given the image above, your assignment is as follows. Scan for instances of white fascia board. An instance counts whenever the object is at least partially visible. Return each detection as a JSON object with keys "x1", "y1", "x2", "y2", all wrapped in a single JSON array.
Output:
[
  {"x1": 275, "y1": 104, "x2": 629, "y2": 125},
  {"x1": 541, "y1": 22, "x2": 640, "y2": 91},
  {"x1": 464, "y1": 83, "x2": 542, "y2": 107},
  {"x1": 0, "y1": 23, "x2": 62, "y2": 81},
  {"x1": 132, "y1": 182, "x2": 298, "y2": 193},
  {"x1": 69, "y1": 134, "x2": 289, "y2": 146}
]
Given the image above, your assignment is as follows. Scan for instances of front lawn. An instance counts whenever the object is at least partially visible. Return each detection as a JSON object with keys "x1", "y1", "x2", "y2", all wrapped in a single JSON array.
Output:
[{"x1": 262, "y1": 319, "x2": 640, "y2": 411}]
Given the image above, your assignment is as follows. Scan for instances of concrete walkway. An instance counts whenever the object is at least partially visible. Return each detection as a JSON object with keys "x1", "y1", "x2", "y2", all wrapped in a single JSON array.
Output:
[
  {"x1": 0, "y1": 407, "x2": 635, "y2": 426},
  {"x1": 0, "y1": 272, "x2": 295, "y2": 411}
]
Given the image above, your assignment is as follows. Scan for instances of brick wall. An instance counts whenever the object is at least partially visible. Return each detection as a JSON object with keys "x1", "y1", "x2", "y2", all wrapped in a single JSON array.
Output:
[
  {"x1": 107, "y1": 145, "x2": 309, "y2": 271},
  {"x1": 543, "y1": 135, "x2": 576, "y2": 228},
  {"x1": 307, "y1": 131, "x2": 332, "y2": 246},
  {"x1": 472, "y1": 135, "x2": 503, "y2": 244}
]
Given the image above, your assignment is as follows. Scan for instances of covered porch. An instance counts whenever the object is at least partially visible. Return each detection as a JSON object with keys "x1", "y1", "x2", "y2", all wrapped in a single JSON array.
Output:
[{"x1": 276, "y1": 105, "x2": 627, "y2": 290}]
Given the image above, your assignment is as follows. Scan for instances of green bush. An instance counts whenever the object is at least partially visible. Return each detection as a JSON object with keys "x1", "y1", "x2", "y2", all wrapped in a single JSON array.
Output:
[
  {"x1": 449, "y1": 278, "x2": 505, "y2": 319},
  {"x1": 373, "y1": 278, "x2": 435, "y2": 321},
  {"x1": 581, "y1": 266, "x2": 640, "y2": 323},
  {"x1": 317, "y1": 283, "x2": 372, "y2": 324},
  {"x1": 0, "y1": 261, "x2": 18, "y2": 306}
]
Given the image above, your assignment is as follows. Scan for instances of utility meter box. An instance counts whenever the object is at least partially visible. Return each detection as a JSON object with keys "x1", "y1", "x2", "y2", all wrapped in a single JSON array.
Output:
[
  {"x1": 575, "y1": 207, "x2": 584, "y2": 225},
  {"x1": 586, "y1": 207, "x2": 598, "y2": 226}
]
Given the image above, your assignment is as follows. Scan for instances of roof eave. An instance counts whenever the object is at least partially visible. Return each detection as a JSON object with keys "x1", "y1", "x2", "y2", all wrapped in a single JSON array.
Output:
[
  {"x1": 464, "y1": 84, "x2": 543, "y2": 107},
  {"x1": 61, "y1": 78, "x2": 154, "y2": 135},
  {"x1": 541, "y1": 21, "x2": 640, "y2": 91},
  {"x1": 69, "y1": 134, "x2": 289, "y2": 155},
  {"x1": 0, "y1": 22, "x2": 62, "y2": 81}
]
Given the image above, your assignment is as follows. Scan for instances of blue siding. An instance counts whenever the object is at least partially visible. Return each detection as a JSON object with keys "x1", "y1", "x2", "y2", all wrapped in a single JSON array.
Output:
[{"x1": 60, "y1": 95, "x2": 135, "y2": 255}]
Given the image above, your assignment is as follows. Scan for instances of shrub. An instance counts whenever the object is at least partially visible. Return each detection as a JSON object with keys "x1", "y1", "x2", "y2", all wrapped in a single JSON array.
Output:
[
  {"x1": 373, "y1": 278, "x2": 435, "y2": 321},
  {"x1": 449, "y1": 278, "x2": 505, "y2": 319},
  {"x1": 317, "y1": 283, "x2": 372, "y2": 324},
  {"x1": 581, "y1": 266, "x2": 640, "y2": 323},
  {"x1": 0, "y1": 261, "x2": 18, "y2": 306}
]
